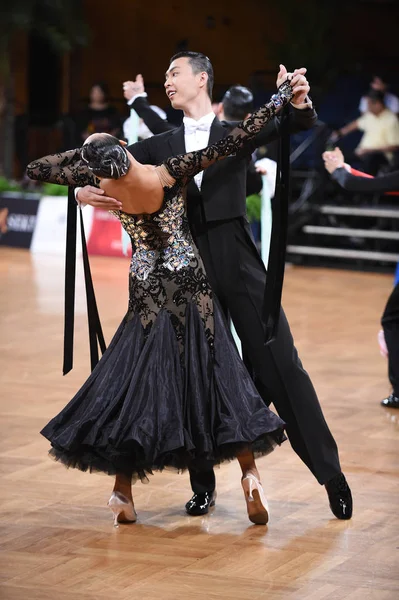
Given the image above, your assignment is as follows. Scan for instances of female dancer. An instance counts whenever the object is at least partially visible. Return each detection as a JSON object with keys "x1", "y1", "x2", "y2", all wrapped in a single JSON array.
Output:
[{"x1": 27, "y1": 79, "x2": 294, "y2": 526}]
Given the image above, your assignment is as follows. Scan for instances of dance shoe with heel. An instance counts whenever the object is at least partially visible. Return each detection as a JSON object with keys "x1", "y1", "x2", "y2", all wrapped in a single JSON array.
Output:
[
  {"x1": 107, "y1": 491, "x2": 137, "y2": 526},
  {"x1": 241, "y1": 473, "x2": 269, "y2": 525}
]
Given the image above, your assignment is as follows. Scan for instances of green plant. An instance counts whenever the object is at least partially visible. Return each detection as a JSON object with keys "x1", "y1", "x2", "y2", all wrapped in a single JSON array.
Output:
[
  {"x1": 41, "y1": 182, "x2": 68, "y2": 196},
  {"x1": 0, "y1": 176, "x2": 23, "y2": 193},
  {"x1": 246, "y1": 194, "x2": 261, "y2": 223}
]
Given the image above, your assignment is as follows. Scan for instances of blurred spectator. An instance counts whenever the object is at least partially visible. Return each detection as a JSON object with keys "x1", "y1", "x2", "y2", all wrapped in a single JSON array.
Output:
[
  {"x1": 331, "y1": 90, "x2": 399, "y2": 174},
  {"x1": 211, "y1": 101, "x2": 220, "y2": 116},
  {"x1": 217, "y1": 85, "x2": 254, "y2": 121},
  {"x1": 123, "y1": 105, "x2": 167, "y2": 141},
  {"x1": 75, "y1": 82, "x2": 122, "y2": 143},
  {"x1": 0, "y1": 208, "x2": 8, "y2": 237},
  {"x1": 323, "y1": 146, "x2": 399, "y2": 410},
  {"x1": 359, "y1": 76, "x2": 399, "y2": 115}
]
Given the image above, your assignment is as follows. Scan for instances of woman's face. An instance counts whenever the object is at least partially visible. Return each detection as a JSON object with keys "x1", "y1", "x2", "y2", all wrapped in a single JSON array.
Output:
[{"x1": 90, "y1": 85, "x2": 106, "y2": 104}]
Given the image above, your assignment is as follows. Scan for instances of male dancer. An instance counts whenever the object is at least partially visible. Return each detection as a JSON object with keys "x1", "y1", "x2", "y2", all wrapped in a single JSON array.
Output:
[{"x1": 76, "y1": 52, "x2": 353, "y2": 520}]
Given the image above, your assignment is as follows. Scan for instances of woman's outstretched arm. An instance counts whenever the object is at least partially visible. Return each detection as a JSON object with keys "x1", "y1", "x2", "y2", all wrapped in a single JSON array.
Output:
[{"x1": 26, "y1": 148, "x2": 98, "y2": 187}]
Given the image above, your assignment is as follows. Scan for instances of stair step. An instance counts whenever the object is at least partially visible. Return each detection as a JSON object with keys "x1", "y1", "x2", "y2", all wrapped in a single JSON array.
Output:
[
  {"x1": 287, "y1": 245, "x2": 399, "y2": 262},
  {"x1": 303, "y1": 225, "x2": 399, "y2": 240},
  {"x1": 320, "y1": 205, "x2": 399, "y2": 218}
]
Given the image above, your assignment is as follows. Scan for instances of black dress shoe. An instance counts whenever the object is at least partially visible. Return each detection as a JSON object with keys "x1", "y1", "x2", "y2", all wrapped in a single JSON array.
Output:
[
  {"x1": 381, "y1": 393, "x2": 399, "y2": 409},
  {"x1": 325, "y1": 473, "x2": 353, "y2": 520},
  {"x1": 185, "y1": 491, "x2": 217, "y2": 516}
]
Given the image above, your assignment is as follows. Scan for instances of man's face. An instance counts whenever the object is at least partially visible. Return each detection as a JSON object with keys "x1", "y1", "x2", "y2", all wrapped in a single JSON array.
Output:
[
  {"x1": 367, "y1": 98, "x2": 384, "y2": 115},
  {"x1": 164, "y1": 57, "x2": 206, "y2": 109}
]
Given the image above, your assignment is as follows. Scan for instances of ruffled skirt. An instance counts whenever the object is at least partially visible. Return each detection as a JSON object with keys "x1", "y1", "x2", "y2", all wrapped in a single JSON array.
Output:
[{"x1": 41, "y1": 302, "x2": 286, "y2": 481}]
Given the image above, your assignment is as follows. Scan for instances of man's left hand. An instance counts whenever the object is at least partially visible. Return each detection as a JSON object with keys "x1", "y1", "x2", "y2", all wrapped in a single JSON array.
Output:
[
  {"x1": 276, "y1": 65, "x2": 310, "y2": 106},
  {"x1": 290, "y1": 69, "x2": 310, "y2": 106}
]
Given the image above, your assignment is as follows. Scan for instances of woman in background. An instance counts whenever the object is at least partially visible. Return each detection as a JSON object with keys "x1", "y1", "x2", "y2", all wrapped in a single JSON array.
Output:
[{"x1": 76, "y1": 82, "x2": 122, "y2": 143}]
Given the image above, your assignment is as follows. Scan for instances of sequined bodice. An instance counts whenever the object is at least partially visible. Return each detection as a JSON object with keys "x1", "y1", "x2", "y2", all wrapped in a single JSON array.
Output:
[
  {"x1": 108, "y1": 184, "x2": 214, "y2": 350},
  {"x1": 110, "y1": 184, "x2": 195, "y2": 281}
]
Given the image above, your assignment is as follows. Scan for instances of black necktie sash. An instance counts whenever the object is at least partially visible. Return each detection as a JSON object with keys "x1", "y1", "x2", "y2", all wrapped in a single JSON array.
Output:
[{"x1": 63, "y1": 188, "x2": 106, "y2": 375}]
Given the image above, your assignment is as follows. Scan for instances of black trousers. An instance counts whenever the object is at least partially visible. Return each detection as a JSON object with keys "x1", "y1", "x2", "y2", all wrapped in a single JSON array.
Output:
[
  {"x1": 381, "y1": 283, "x2": 399, "y2": 397},
  {"x1": 188, "y1": 217, "x2": 341, "y2": 494}
]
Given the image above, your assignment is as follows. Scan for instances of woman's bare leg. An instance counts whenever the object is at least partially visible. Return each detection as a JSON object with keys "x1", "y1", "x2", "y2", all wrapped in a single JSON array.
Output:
[
  {"x1": 109, "y1": 473, "x2": 137, "y2": 524},
  {"x1": 236, "y1": 449, "x2": 260, "y2": 480},
  {"x1": 237, "y1": 449, "x2": 269, "y2": 524},
  {"x1": 113, "y1": 473, "x2": 133, "y2": 502}
]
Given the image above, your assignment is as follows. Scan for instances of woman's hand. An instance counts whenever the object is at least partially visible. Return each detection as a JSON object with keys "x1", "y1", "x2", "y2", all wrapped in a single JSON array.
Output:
[{"x1": 322, "y1": 148, "x2": 345, "y2": 174}]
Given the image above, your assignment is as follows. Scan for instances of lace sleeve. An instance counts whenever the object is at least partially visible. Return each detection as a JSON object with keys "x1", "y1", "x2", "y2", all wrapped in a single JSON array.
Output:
[
  {"x1": 26, "y1": 148, "x2": 99, "y2": 187},
  {"x1": 163, "y1": 81, "x2": 293, "y2": 186}
]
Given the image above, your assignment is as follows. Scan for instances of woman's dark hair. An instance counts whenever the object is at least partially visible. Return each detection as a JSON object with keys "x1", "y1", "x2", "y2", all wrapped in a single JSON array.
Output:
[
  {"x1": 90, "y1": 81, "x2": 109, "y2": 102},
  {"x1": 222, "y1": 86, "x2": 254, "y2": 121},
  {"x1": 81, "y1": 135, "x2": 130, "y2": 179},
  {"x1": 170, "y1": 51, "x2": 214, "y2": 99}
]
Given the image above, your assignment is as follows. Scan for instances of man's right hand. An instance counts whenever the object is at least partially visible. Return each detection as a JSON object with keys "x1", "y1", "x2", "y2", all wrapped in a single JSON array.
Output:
[
  {"x1": 123, "y1": 74, "x2": 145, "y2": 102},
  {"x1": 76, "y1": 186, "x2": 122, "y2": 210},
  {"x1": 322, "y1": 148, "x2": 345, "y2": 174}
]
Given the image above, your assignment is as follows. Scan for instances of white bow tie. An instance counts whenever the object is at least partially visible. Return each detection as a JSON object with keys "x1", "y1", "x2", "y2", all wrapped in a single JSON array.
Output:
[{"x1": 183, "y1": 119, "x2": 212, "y2": 136}]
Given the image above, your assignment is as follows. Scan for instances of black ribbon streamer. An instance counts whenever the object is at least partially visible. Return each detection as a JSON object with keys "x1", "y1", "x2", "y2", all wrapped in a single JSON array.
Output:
[
  {"x1": 63, "y1": 188, "x2": 106, "y2": 375},
  {"x1": 262, "y1": 107, "x2": 291, "y2": 344}
]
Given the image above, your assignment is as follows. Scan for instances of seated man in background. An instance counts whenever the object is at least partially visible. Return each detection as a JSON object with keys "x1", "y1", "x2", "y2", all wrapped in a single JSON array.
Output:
[
  {"x1": 359, "y1": 76, "x2": 399, "y2": 115},
  {"x1": 331, "y1": 90, "x2": 399, "y2": 175}
]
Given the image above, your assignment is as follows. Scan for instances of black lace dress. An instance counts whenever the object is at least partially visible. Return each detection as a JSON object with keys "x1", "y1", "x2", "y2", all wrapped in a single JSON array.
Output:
[{"x1": 27, "y1": 82, "x2": 293, "y2": 482}]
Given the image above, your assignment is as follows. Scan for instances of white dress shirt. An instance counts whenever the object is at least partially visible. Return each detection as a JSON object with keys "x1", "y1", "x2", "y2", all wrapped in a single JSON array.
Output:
[
  {"x1": 182, "y1": 112, "x2": 215, "y2": 189},
  {"x1": 129, "y1": 101, "x2": 215, "y2": 188}
]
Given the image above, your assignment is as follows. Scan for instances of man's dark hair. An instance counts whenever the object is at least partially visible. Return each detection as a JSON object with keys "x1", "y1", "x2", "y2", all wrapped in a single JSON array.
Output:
[
  {"x1": 366, "y1": 89, "x2": 386, "y2": 105},
  {"x1": 222, "y1": 85, "x2": 254, "y2": 121},
  {"x1": 170, "y1": 51, "x2": 214, "y2": 99}
]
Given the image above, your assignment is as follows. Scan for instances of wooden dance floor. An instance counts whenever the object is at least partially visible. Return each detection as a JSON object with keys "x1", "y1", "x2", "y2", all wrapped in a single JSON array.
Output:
[{"x1": 0, "y1": 247, "x2": 398, "y2": 599}]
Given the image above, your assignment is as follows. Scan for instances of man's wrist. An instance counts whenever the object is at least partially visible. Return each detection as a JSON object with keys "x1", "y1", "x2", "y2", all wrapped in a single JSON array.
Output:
[
  {"x1": 290, "y1": 95, "x2": 313, "y2": 110},
  {"x1": 127, "y1": 92, "x2": 148, "y2": 106},
  {"x1": 74, "y1": 187, "x2": 86, "y2": 207}
]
